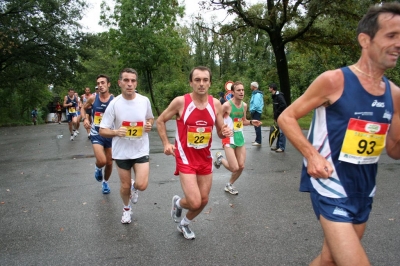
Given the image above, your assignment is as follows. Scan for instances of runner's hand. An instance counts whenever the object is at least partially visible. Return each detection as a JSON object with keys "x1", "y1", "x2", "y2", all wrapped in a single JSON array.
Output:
[
  {"x1": 252, "y1": 120, "x2": 262, "y2": 127},
  {"x1": 115, "y1": 127, "x2": 127, "y2": 137},
  {"x1": 221, "y1": 124, "x2": 233, "y2": 137},
  {"x1": 84, "y1": 119, "x2": 91, "y2": 129},
  {"x1": 307, "y1": 154, "x2": 333, "y2": 179},
  {"x1": 144, "y1": 121, "x2": 152, "y2": 132},
  {"x1": 164, "y1": 143, "x2": 176, "y2": 156}
]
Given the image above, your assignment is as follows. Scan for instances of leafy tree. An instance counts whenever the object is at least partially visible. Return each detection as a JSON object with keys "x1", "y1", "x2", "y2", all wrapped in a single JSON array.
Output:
[
  {"x1": 0, "y1": 0, "x2": 88, "y2": 124},
  {"x1": 207, "y1": 0, "x2": 382, "y2": 104},
  {"x1": 68, "y1": 33, "x2": 121, "y2": 96},
  {"x1": 101, "y1": 0, "x2": 188, "y2": 115}
]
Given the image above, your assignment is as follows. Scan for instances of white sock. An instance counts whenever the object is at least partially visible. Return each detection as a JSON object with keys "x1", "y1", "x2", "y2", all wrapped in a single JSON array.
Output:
[{"x1": 180, "y1": 216, "x2": 191, "y2": 226}]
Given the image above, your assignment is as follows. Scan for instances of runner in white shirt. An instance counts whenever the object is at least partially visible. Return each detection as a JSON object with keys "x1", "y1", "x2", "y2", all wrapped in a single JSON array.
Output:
[{"x1": 99, "y1": 68, "x2": 154, "y2": 224}]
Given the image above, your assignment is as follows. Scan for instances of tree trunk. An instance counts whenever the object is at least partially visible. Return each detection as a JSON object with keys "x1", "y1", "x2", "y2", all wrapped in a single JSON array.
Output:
[
  {"x1": 145, "y1": 70, "x2": 161, "y2": 116},
  {"x1": 271, "y1": 38, "x2": 291, "y2": 105}
]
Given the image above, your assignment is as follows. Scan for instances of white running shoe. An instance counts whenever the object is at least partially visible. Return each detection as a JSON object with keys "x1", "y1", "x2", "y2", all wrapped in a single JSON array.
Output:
[
  {"x1": 73, "y1": 131, "x2": 78, "y2": 137},
  {"x1": 177, "y1": 224, "x2": 195, "y2": 240},
  {"x1": 224, "y1": 183, "x2": 239, "y2": 195},
  {"x1": 171, "y1": 195, "x2": 182, "y2": 223},
  {"x1": 130, "y1": 179, "x2": 139, "y2": 204},
  {"x1": 214, "y1": 152, "x2": 223, "y2": 169},
  {"x1": 70, "y1": 135, "x2": 74, "y2": 141},
  {"x1": 121, "y1": 208, "x2": 132, "y2": 224}
]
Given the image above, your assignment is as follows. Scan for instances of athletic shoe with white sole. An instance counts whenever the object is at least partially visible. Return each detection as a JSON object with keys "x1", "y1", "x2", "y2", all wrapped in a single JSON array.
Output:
[
  {"x1": 102, "y1": 182, "x2": 110, "y2": 194},
  {"x1": 94, "y1": 167, "x2": 103, "y2": 182},
  {"x1": 224, "y1": 183, "x2": 239, "y2": 195},
  {"x1": 130, "y1": 179, "x2": 138, "y2": 204},
  {"x1": 171, "y1": 195, "x2": 182, "y2": 223},
  {"x1": 121, "y1": 208, "x2": 132, "y2": 224},
  {"x1": 213, "y1": 152, "x2": 223, "y2": 169},
  {"x1": 177, "y1": 224, "x2": 195, "y2": 240}
]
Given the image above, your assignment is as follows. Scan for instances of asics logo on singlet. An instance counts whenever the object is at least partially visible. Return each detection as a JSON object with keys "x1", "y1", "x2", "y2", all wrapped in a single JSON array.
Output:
[
  {"x1": 371, "y1": 100, "x2": 385, "y2": 108},
  {"x1": 101, "y1": 104, "x2": 107, "y2": 107}
]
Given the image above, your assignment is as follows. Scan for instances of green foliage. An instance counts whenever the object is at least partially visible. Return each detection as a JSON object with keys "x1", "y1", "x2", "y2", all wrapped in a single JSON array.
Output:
[
  {"x1": 65, "y1": 33, "x2": 121, "y2": 96},
  {"x1": 101, "y1": 0, "x2": 188, "y2": 115},
  {"x1": 0, "y1": 0, "x2": 88, "y2": 125}
]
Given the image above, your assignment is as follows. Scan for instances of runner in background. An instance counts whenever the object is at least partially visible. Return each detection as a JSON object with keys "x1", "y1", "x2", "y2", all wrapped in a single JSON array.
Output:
[
  {"x1": 81, "y1": 75, "x2": 114, "y2": 194},
  {"x1": 214, "y1": 81, "x2": 262, "y2": 195},
  {"x1": 81, "y1": 87, "x2": 93, "y2": 139},
  {"x1": 63, "y1": 89, "x2": 78, "y2": 141}
]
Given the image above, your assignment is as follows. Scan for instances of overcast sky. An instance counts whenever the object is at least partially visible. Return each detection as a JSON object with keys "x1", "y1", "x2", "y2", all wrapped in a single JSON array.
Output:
[
  {"x1": 80, "y1": 0, "x2": 259, "y2": 33},
  {"x1": 80, "y1": 0, "x2": 213, "y2": 33}
]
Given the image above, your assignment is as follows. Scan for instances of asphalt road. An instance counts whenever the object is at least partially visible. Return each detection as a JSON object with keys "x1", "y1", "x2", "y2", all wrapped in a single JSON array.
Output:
[{"x1": 0, "y1": 122, "x2": 399, "y2": 266}]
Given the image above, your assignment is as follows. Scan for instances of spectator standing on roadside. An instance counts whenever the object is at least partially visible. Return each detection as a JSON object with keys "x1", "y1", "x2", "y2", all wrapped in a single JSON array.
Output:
[
  {"x1": 219, "y1": 92, "x2": 226, "y2": 105},
  {"x1": 269, "y1": 83, "x2": 287, "y2": 153},
  {"x1": 31, "y1": 108, "x2": 38, "y2": 125},
  {"x1": 249, "y1": 82, "x2": 264, "y2": 146}
]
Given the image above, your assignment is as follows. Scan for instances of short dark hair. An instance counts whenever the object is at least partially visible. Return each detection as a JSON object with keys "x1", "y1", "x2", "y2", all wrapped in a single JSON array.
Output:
[
  {"x1": 269, "y1": 83, "x2": 278, "y2": 91},
  {"x1": 97, "y1": 74, "x2": 110, "y2": 83},
  {"x1": 357, "y1": 2, "x2": 400, "y2": 40},
  {"x1": 119, "y1": 68, "x2": 138, "y2": 80},
  {"x1": 231, "y1": 81, "x2": 244, "y2": 92},
  {"x1": 189, "y1": 66, "x2": 212, "y2": 82}
]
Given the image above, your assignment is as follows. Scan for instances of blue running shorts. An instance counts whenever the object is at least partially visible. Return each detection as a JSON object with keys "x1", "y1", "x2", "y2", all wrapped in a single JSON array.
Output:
[
  {"x1": 90, "y1": 134, "x2": 112, "y2": 148},
  {"x1": 310, "y1": 192, "x2": 373, "y2": 224}
]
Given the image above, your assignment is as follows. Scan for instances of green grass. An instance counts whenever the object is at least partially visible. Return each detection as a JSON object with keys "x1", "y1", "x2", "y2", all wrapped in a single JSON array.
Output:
[{"x1": 259, "y1": 105, "x2": 313, "y2": 130}]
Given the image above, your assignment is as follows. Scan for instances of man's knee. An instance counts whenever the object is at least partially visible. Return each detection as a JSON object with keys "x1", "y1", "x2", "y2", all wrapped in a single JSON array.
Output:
[
  {"x1": 135, "y1": 178, "x2": 149, "y2": 191},
  {"x1": 96, "y1": 158, "x2": 107, "y2": 167},
  {"x1": 230, "y1": 165, "x2": 240, "y2": 172},
  {"x1": 187, "y1": 197, "x2": 202, "y2": 210},
  {"x1": 201, "y1": 197, "x2": 209, "y2": 208}
]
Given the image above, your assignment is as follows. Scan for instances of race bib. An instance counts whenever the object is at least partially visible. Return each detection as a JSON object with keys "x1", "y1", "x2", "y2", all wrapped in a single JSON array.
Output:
[
  {"x1": 338, "y1": 118, "x2": 389, "y2": 164},
  {"x1": 187, "y1": 126, "x2": 212, "y2": 149},
  {"x1": 122, "y1": 121, "x2": 143, "y2": 140},
  {"x1": 93, "y1": 112, "x2": 103, "y2": 126},
  {"x1": 68, "y1": 107, "x2": 76, "y2": 113},
  {"x1": 233, "y1": 118, "x2": 243, "y2": 132}
]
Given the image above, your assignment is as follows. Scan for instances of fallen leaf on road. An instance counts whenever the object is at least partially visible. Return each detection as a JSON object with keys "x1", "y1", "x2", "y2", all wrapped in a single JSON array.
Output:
[{"x1": 229, "y1": 204, "x2": 234, "y2": 208}]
